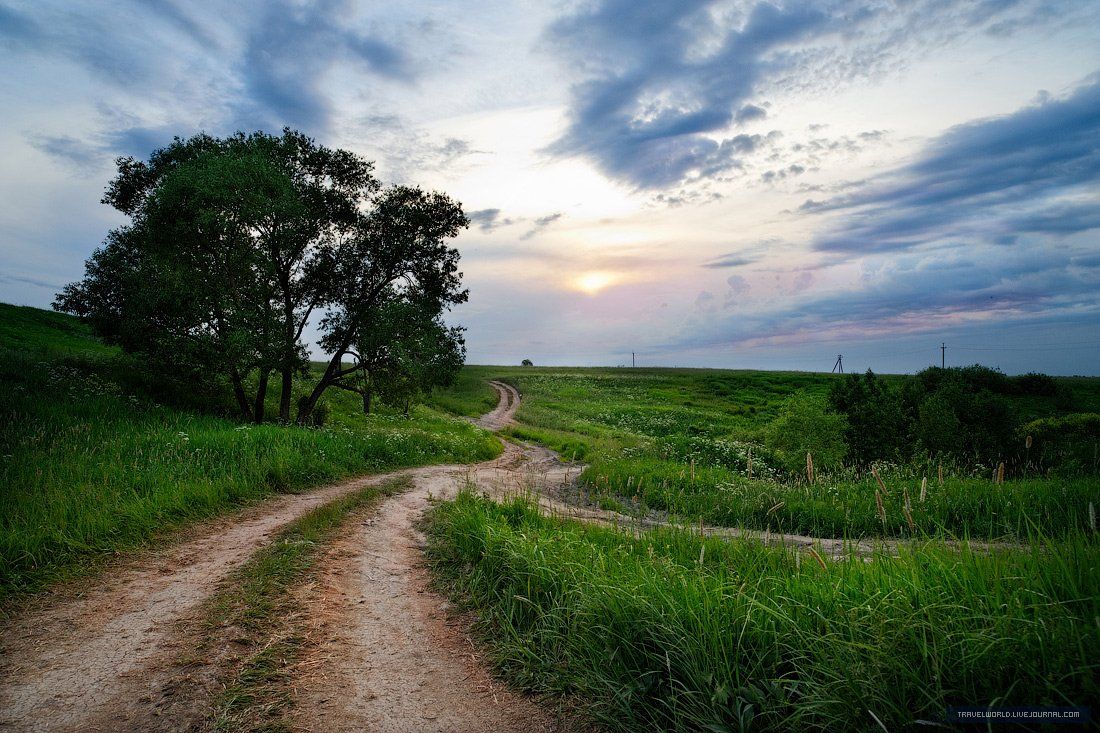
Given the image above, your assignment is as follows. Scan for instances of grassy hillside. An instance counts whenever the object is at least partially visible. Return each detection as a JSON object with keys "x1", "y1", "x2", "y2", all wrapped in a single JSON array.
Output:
[{"x1": 0, "y1": 303, "x2": 499, "y2": 598}]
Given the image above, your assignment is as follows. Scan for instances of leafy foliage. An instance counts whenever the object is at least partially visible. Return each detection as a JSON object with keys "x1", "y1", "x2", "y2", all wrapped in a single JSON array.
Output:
[
  {"x1": 764, "y1": 394, "x2": 847, "y2": 474},
  {"x1": 55, "y1": 129, "x2": 468, "y2": 425}
]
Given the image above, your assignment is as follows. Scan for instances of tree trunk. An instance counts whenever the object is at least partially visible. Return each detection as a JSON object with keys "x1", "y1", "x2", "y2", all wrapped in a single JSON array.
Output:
[
  {"x1": 254, "y1": 370, "x2": 270, "y2": 424},
  {"x1": 230, "y1": 368, "x2": 254, "y2": 421},
  {"x1": 278, "y1": 366, "x2": 292, "y2": 422},
  {"x1": 296, "y1": 349, "x2": 344, "y2": 425},
  {"x1": 363, "y1": 388, "x2": 372, "y2": 415}
]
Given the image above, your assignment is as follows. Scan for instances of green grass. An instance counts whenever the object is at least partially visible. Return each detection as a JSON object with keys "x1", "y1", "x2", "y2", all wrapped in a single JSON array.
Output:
[
  {"x1": 0, "y1": 303, "x2": 116, "y2": 356},
  {"x1": 581, "y1": 457, "x2": 1099, "y2": 539},
  {"x1": 0, "y1": 304, "x2": 499, "y2": 598},
  {"x1": 445, "y1": 366, "x2": 1100, "y2": 540},
  {"x1": 206, "y1": 476, "x2": 409, "y2": 732},
  {"x1": 425, "y1": 491, "x2": 1100, "y2": 732}
]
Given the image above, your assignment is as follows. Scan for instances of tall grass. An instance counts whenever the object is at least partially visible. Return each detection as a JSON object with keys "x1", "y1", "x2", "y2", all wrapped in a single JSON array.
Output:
[
  {"x1": 581, "y1": 456, "x2": 1099, "y2": 539},
  {"x1": 425, "y1": 492, "x2": 1100, "y2": 732},
  {"x1": 0, "y1": 344, "x2": 499, "y2": 597}
]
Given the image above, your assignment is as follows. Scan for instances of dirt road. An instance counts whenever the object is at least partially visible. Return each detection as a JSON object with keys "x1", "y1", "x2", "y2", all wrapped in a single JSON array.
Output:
[
  {"x1": 0, "y1": 383, "x2": 551, "y2": 733},
  {"x1": 0, "y1": 379, "x2": 958, "y2": 732}
]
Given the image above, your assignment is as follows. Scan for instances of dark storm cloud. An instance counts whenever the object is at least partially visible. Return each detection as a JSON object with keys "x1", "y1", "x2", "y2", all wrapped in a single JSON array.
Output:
[
  {"x1": 544, "y1": 0, "x2": 1086, "y2": 190},
  {"x1": 810, "y1": 77, "x2": 1100, "y2": 254},
  {"x1": 544, "y1": 0, "x2": 827, "y2": 188}
]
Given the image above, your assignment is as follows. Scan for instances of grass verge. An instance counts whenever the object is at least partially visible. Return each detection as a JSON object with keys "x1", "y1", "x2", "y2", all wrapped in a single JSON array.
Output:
[
  {"x1": 0, "y1": 308, "x2": 499, "y2": 598},
  {"x1": 424, "y1": 491, "x2": 1100, "y2": 732}
]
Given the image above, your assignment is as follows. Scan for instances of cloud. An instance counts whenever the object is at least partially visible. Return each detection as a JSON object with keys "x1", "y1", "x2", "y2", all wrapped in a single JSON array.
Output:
[
  {"x1": 543, "y1": 0, "x2": 1088, "y2": 190},
  {"x1": 238, "y1": 0, "x2": 416, "y2": 133},
  {"x1": 0, "y1": 5, "x2": 43, "y2": 47},
  {"x1": 702, "y1": 253, "x2": 753, "y2": 269},
  {"x1": 724, "y1": 274, "x2": 751, "y2": 304},
  {"x1": 0, "y1": 272, "x2": 63, "y2": 290},
  {"x1": 468, "y1": 208, "x2": 519, "y2": 232},
  {"x1": 27, "y1": 134, "x2": 104, "y2": 171},
  {"x1": 679, "y1": 246, "x2": 1100, "y2": 352},
  {"x1": 521, "y1": 212, "x2": 564, "y2": 240},
  {"x1": 694, "y1": 290, "x2": 716, "y2": 313},
  {"x1": 809, "y1": 76, "x2": 1100, "y2": 254},
  {"x1": 735, "y1": 104, "x2": 767, "y2": 124},
  {"x1": 355, "y1": 114, "x2": 485, "y2": 182},
  {"x1": 544, "y1": 1, "x2": 826, "y2": 188}
]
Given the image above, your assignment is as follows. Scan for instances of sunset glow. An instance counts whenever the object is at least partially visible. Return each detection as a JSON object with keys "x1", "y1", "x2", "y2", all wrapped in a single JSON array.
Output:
[{"x1": 573, "y1": 271, "x2": 618, "y2": 295}]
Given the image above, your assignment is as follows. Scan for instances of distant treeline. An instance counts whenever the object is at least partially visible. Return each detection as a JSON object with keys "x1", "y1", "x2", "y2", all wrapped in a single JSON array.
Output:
[{"x1": 826, "y1": 365, "x2": 1097, "y2": 475}]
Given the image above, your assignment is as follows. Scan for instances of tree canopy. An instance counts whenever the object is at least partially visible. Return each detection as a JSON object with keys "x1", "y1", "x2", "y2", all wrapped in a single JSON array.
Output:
[{"x1": 56, "y1": 128, "x2": 468, "y2": 424}]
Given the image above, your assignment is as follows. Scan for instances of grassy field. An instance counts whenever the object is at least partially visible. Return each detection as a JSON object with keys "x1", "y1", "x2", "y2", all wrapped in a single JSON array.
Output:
[
  {"x1": 425, "y1": 492, "x2": 1099, "y2": 732},
  {"x1": 439, "y1": 366, "x2": 1100, "y2": 540},
  {"x1": 424, "y1": 365, "x2": 1098, "y2": 731},
  {"x1": 0, "y1": 304, "x2": 499, "y2": 598}
]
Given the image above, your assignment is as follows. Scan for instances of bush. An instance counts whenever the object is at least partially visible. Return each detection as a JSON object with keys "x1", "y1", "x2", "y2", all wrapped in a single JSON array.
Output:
[
  {"x1": 1013, "y1": 372, "x2": 1058, "y2": 396},
  {"x1": 826, "y1": 370, "x2": 904, "y2": 465},
  {"x1": 1021, "y1": 413, "x2": 1100, "y2": 475},
  {"x1": 765, "y1": 394, "x2": 847, "y2": 475}
]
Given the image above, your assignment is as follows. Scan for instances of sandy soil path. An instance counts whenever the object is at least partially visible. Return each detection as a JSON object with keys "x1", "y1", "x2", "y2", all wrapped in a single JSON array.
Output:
[
  {"x1": 0, "y1": 385, "x2": 531, "y2": 733},
  {"x1": 289, "y1": 442, "x2": 565, "y2": 733},
  {"x1": 473, "y1": 380, "x2": 519, "y2": 430}
]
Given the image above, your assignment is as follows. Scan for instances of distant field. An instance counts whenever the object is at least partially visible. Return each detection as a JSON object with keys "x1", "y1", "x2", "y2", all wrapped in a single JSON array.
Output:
[
  {"x1": 0, "y1": 304, "x2": 499, "y2": 597},
  {"x1": 440, "y1": 365, "x2": 1100, "y2": 539}
]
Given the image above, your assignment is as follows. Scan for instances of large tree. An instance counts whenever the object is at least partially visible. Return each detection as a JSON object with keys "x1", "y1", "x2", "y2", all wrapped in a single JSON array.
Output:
[
  {"x1": 58, "y1": 130, "x2": 469, "y2": 425},
  {"x1": 57, "y1": 129, "x2": 378, "y2": 422}
]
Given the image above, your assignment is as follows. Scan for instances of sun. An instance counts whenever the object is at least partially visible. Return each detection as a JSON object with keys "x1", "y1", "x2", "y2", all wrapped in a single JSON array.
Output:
[{"x1": 573, "y1": 271, "x2": 617, "y2": 295}]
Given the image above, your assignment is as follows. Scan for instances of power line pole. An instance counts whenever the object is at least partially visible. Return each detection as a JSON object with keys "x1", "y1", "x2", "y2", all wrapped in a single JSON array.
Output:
[
  {"x1": 941, "y1": 342, "x2": 946, "y2": 369},
  {"x1": 832, "y1": 354, "x2": 843, "y2": 373},
  {"x1": 632, "y1": 352, "x2": 635, "y2": 368}
]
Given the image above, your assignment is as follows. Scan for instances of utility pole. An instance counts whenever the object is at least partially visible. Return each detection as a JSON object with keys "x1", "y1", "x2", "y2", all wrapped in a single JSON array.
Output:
[
  {"x1": 632, "y1": 352, "x2": 636, "y2": 368},
  {"x1": 832, "y1": 354, "x2": 844, "y2": 374},
  {"x1": 941, "y1": 342, "x2": 946, "y2": 369}
]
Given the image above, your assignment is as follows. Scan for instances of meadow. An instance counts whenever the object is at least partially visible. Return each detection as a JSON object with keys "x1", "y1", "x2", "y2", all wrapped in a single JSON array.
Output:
[
  {"x1": 425, "y1": 492, "x2": 1099, "y2": 732},
  {"x1": 424, "y1": 365, "x2": 1099, "y2": 730},
  {"x1": 441, "y1": 366, "x2": 1100, "y2": 540},
  {"x1": 0, "y1": 304, "x2": 499, "y2": 597}
]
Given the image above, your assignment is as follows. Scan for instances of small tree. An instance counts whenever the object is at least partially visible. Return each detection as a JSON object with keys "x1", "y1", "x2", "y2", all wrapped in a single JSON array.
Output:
[
  {"x1": 329, "y1": 297, "x2": 465, "y2": 415},
  {"x1": 521, "y1": 359, "x2": 533, "y2": 366},
  {"x1": 827, "y1": 370, "x2": 904, "y2": 465},
  {"x1": 299, "y1": 185, "x2": 468, "y2": 424}
]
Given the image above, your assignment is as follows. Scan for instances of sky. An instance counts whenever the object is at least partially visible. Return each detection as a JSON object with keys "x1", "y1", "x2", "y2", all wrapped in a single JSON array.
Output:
[{"x1": 1, "y1": 0, "x2": 1098, "y2": 375}]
